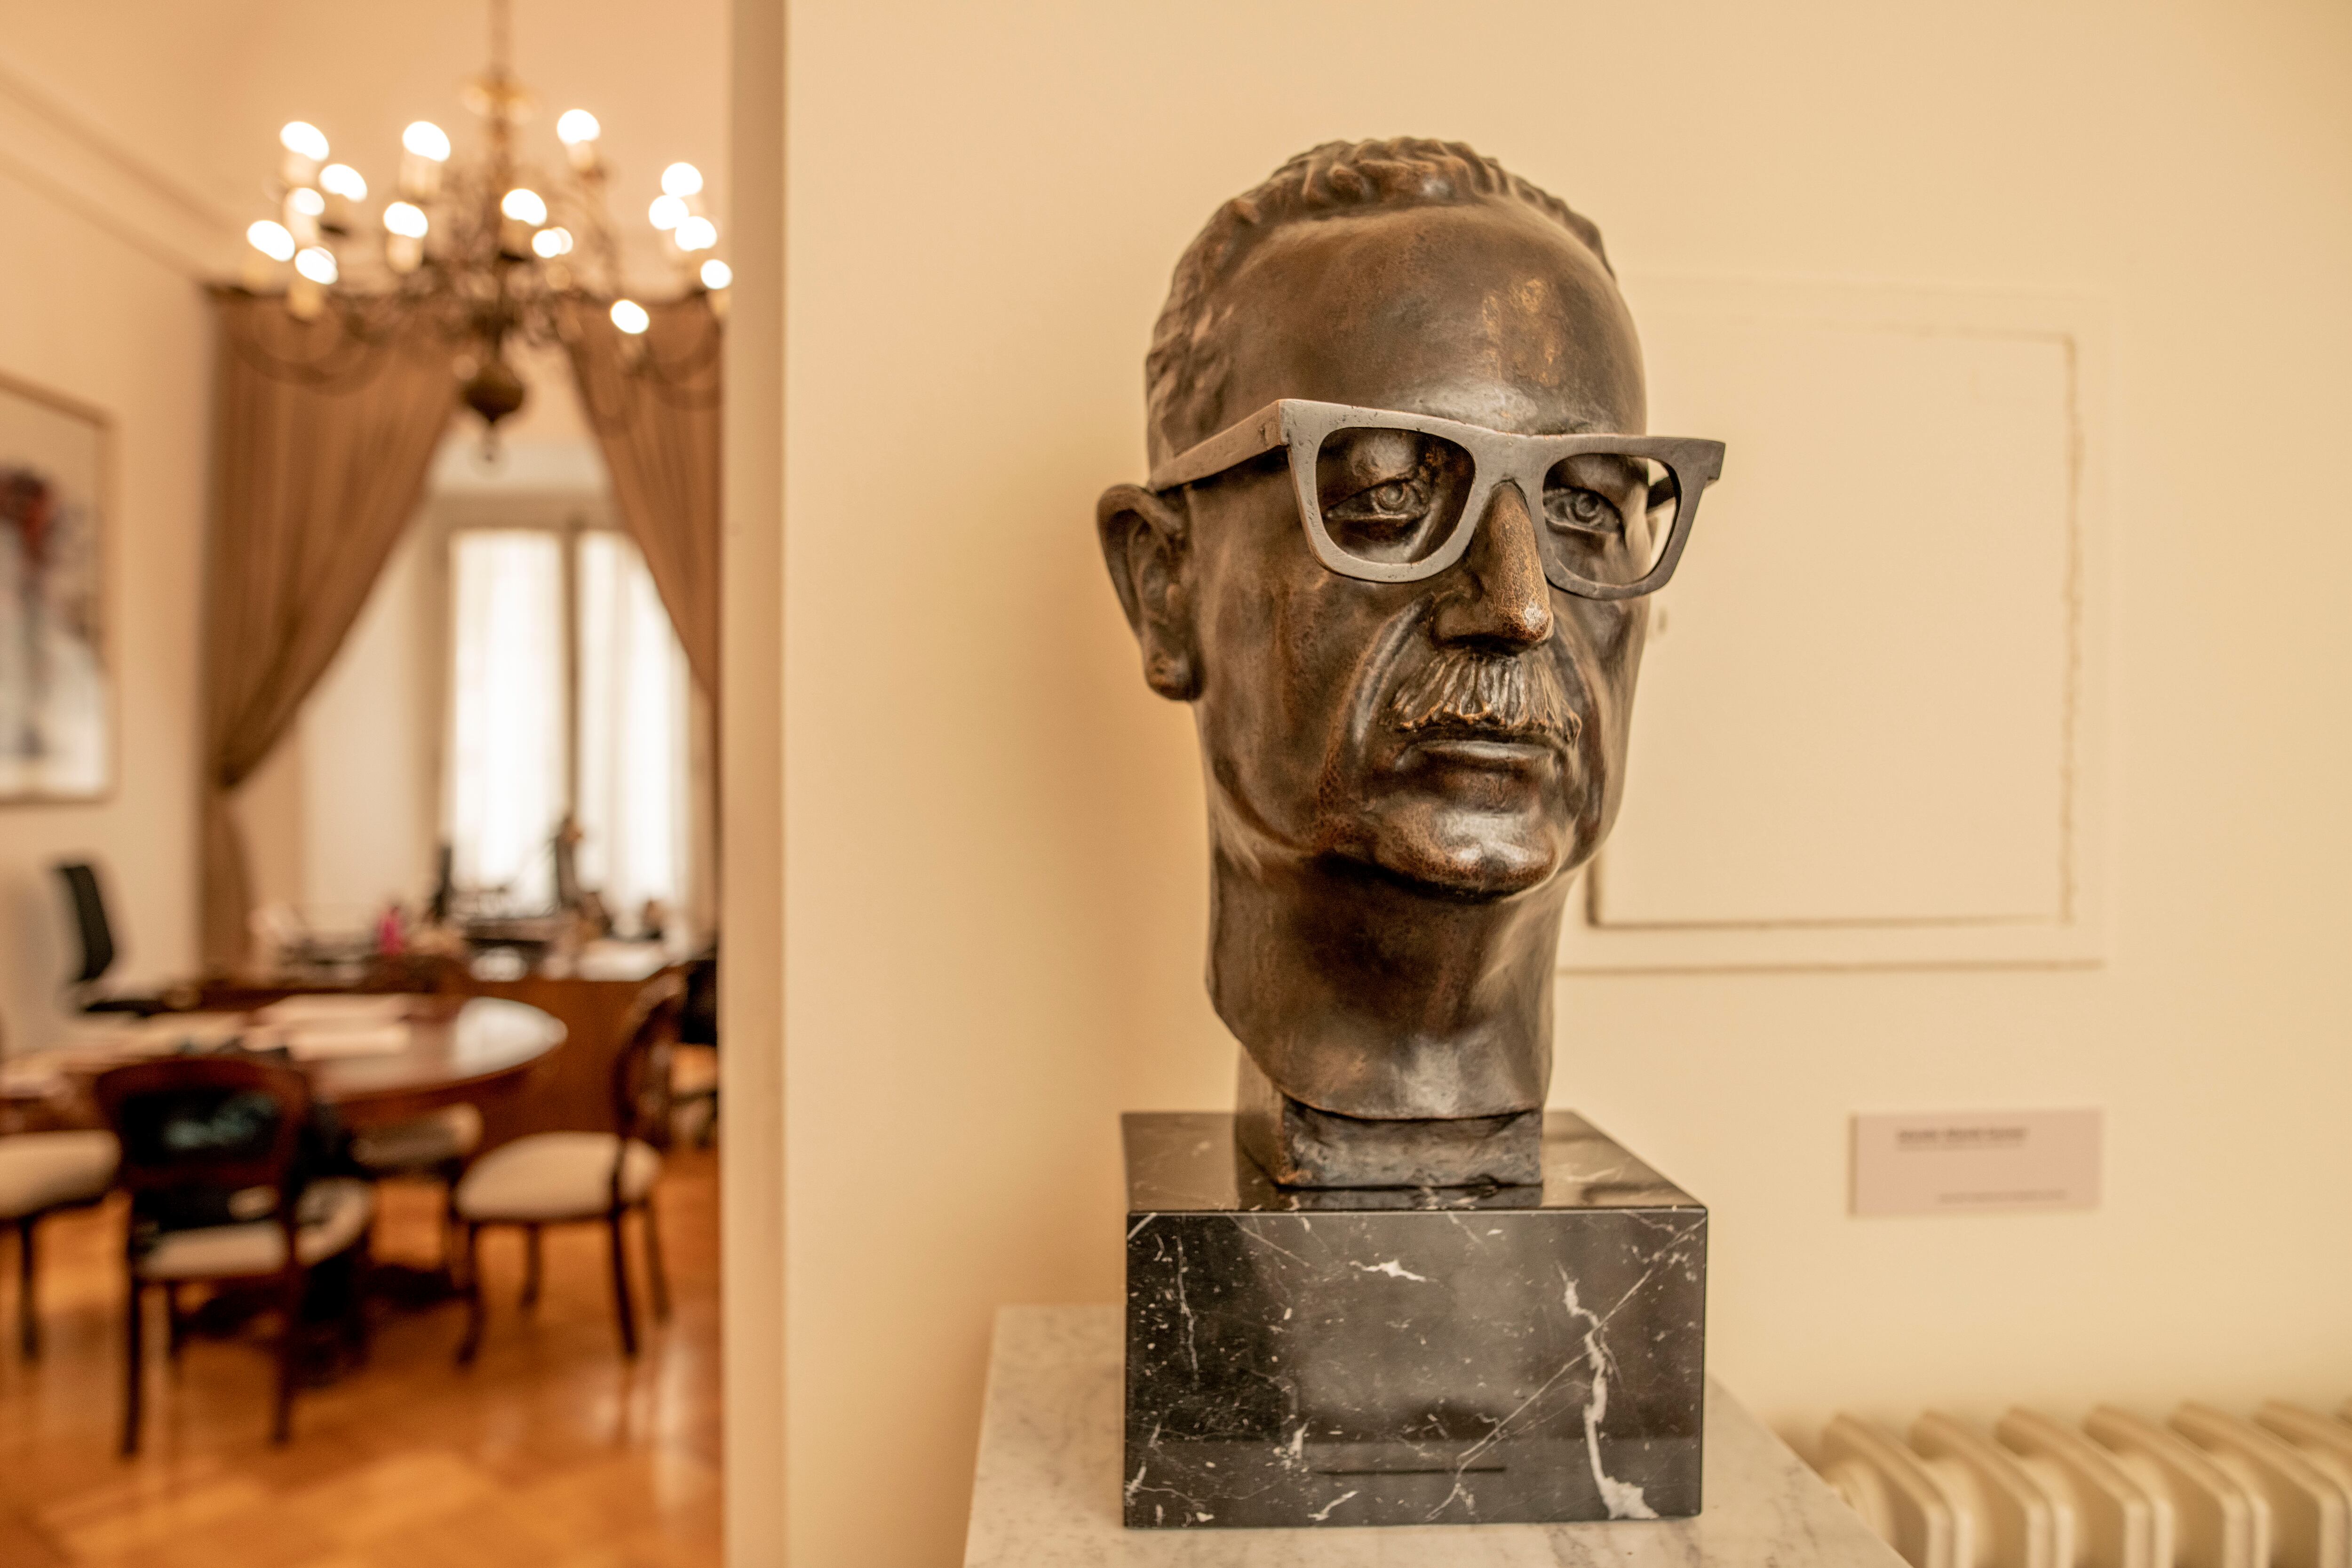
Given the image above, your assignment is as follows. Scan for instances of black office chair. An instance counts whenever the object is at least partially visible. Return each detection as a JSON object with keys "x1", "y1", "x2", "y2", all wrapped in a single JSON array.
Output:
[{"x1": 54, "y1": 860, "x2": 167, "y2": 1015}]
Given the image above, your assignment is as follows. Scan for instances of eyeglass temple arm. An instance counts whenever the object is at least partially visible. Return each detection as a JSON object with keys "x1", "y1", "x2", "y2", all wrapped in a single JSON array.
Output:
[{"x1": 1145, "y1": 401, "x2": 1289, "y2": 492}]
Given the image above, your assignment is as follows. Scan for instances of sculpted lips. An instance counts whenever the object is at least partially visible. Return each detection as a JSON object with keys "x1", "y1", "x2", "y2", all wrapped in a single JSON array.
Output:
[{"x1": 1383, "y1": 649, "x2": 1581, "y2": 753}]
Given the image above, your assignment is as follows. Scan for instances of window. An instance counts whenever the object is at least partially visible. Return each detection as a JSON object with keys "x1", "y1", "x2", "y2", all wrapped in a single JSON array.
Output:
[{"x1": 444, "y1": 521, "x2": 691, "y2": 931}]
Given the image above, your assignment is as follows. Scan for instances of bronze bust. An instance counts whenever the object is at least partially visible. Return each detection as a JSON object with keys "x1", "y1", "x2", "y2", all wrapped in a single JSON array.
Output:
[{"x1": 1098, "y1": 139, "x2": 1724, "y2": 1188}]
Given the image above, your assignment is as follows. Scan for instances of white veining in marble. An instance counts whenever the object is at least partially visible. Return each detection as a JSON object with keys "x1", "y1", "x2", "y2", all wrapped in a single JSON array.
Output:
[
  {"x1": 964, "y1": 1305, "x2": 1904, "y2": 1567},
  {"x1": 1559, "y1": 1271, "x2": 1658, "y2": 1520}
]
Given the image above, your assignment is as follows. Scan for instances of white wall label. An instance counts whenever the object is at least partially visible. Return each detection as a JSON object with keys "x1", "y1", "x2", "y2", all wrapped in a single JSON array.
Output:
[{"x1": 1851, "y1": 1109, "x2": 2101, "y2": 1215}]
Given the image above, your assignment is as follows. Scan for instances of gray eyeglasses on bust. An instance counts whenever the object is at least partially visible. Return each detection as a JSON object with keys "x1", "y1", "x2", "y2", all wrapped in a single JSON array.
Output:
[{"x1": 1148, "y1": 398, "x2": 1726, "y2": 601}]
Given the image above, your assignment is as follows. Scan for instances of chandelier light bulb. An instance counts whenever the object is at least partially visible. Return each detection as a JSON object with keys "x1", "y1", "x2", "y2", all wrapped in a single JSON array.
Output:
[
  {"x1": 556, "y1": 109, "x2": 602, "y2": 145},
  {"x1": 532, "y1": 226, "x2": 574, "y2": 258},
  {"x1": 647, "y1": 194, "x2": 686, "y2": 231},
  {"x1": 382, "y1": 200, "x2": 429, "y2": 238},
  {"x1": 699, "y1": 259, "x2": 732, "y2": 290},
  {"x1": 279, "y1": 121, "x2": 331, "y2": 162},
  {"x1": 611, "y1": 299, "x2": 651, "y2": 335},
  {"x1": 287, "y1": 186, "x2": 326, "y2": 216},
  {"x1": 247, "y1": 220, "x2": 297, "y2": 262},
  {"x1": 402, "y1": 120, "x2": 452, "y2": 162},
  {"x1": 660, "y1": 161, "x2": 704, "y2": 198},
  {"x1": 319, "y1": 163, "x2": 367, "y2": 201},
  {"x1": 675, "y1": 215, "x2": 718, "y2": 252},
  {"x1": 294, "y1": 245, "x2": 339, "y2": 285},
  {"x1": 501, "y1": 188, "x2": 548, "y2": 225}
]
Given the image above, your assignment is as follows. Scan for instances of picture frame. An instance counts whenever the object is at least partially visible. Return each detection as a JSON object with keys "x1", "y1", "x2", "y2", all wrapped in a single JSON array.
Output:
[{"x1": 0, "y1": 370, "x2": 113, "y2": 803}]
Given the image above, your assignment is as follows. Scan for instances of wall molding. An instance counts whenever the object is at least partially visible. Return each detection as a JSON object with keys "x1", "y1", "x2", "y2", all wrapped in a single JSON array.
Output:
[
  {"x1": 0, "y1": 55, "x2": 240, "y2": 280},
  {"x1": 1559, "y1": 277, "x2": 2111, "y2": 974}
]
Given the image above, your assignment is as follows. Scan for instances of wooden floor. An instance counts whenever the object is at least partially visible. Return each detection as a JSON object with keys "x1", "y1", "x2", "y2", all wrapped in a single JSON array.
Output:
[{"x1": 0, "y1": 1147, "x2": 721, "y2": 1568}]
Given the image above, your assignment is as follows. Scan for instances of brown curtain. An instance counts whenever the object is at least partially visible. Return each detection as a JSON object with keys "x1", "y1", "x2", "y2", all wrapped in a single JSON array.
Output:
[
  {"x1": 200, "y1": 291, "x2": 455, "y2": 968},
  {"x1": 562, "y1": 297, "x2": 721, "y2": 697}
]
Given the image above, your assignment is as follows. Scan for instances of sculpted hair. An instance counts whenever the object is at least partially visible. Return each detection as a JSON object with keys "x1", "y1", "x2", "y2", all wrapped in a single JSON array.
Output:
[{"x1": 1144, "y1": 137, "x2": 1613, "y2": 466}]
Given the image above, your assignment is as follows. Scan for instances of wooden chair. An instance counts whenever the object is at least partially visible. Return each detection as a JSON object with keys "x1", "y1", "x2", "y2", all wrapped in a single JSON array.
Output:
[
  {"x1": 669, "y1": 952, "x2": 718, "y2": 1146},
  {"x1": 0, "y1": 1130, "x2": 119, "y2": 1357},
  {"x1": 95, "y1": 1057, "x2": 374, "y2": 1452},
  {"x1": 452, "y1": 976, "x2": 683, "y2": 1361},
  {"x1": 351, "y1": 1103, "x2": 481, "y2": 1270}
]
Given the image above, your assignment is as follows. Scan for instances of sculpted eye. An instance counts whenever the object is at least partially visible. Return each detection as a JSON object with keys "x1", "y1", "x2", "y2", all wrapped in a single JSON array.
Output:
[
  {"x1": 1539, "y1": 454, "x2": 1684, "y2": 589},
  {"x1": 1327, "y1": 474, "x2": 1434, "y2": 536},
  {"x1": 1544, "y1": 486, "x2": 1623, "y2": 535},
  {"x1": 1315, "y1": 427, "x2": 1474, "y2": 565}
]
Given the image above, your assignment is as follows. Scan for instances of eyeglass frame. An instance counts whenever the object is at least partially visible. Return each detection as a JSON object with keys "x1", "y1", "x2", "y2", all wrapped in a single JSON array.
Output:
[{"x1": 1146, "y1": 398, "x2": 1727, "y2": 601}]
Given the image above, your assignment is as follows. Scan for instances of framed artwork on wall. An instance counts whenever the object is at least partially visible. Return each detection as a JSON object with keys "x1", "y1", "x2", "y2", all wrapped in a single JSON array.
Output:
[{"x1": 0, "y1": 371, "x2": 111, "y2": 802}]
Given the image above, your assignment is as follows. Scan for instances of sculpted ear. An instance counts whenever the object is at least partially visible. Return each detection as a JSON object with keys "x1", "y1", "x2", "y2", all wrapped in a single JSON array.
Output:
[{"x1": 1096, "y1": 484, "x2": 1201, "y2": 701}]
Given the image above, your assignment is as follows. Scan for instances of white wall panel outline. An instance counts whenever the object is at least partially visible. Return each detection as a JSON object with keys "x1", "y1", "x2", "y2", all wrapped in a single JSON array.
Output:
[{"x1": 1559, "y1": 279, "x2": 2107, "y2": 971}]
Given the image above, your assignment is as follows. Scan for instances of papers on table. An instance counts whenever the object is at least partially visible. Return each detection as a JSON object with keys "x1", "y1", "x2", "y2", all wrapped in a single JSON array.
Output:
[
  {"x1": 0, "y1": 1003, "x2": 419, "y2": 1093},
  {"x1": 62, "y1": 1013, "x2": 252, "y2": 1055},
  {"x1": 256, "y1": 995, "x2": 415, "y2": 1059},
  {"x1": 256, "y1": 995, "x2": 413, "y2": 1027},
  {"x1": 0, "y1": 1057, "x2": 64, "y2": 1097},
  {"x1": 1, "y1": 1013, "x2": 265, "y2": 1098},
  {"x1": 571, "y1": 940, "x2": 672, "y2": 982},
  {"x1": 280, "y1": 1023, "x2": 411, "y2": 1060}
]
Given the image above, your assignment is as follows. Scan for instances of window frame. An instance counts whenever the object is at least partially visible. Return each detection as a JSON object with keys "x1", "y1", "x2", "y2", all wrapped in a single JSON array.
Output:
[{"x1": 424, "y1": 488, "x2": 636, "y2": 908}]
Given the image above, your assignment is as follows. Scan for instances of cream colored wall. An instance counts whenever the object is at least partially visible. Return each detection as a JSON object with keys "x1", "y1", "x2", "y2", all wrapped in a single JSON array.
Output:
[
  {"x1": 721, "y1": 3, "x2": 785, "y2": 1565},
  {"x1": 0, "y1": 132, "x2": 209, "y2": 1054},
  {"x1": 771, "y1": 0, "x2": 2352, "y2": 1562}
]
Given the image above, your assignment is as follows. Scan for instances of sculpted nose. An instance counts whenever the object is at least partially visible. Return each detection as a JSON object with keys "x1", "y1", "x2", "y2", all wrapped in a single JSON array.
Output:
[{"x1": 1432, "y1": 482, "x2": 1554, "y2": 650}]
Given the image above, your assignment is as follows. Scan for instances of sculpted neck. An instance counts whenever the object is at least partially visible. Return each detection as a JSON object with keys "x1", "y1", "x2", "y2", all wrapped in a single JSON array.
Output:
[{"x1": 1206, "y1": 840, "x2": 1565, "y2": 1121}]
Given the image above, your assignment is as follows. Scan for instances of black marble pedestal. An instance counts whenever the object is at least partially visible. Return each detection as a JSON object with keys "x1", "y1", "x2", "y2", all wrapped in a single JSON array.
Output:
[{"x1": 1122, "y1": 1112, "x2": 1707, "y2": 1530}]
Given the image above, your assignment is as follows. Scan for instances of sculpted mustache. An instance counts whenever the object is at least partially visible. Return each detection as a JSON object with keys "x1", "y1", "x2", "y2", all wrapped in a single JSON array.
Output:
[{"x1": 1384, "y1": 652, "x2": 1581, "y2": 745}]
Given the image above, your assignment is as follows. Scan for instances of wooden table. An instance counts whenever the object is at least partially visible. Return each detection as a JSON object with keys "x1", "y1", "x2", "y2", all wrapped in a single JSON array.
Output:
[
  {"x1": 295, "y1": 996, "x2": 568, "y2": 1126},
  {"x1": 191, "y1": 943, "x2": 681, "y2": 1147},
  {"x1": 0, "y1": 997, "x2": 567, "y2": 1134}
]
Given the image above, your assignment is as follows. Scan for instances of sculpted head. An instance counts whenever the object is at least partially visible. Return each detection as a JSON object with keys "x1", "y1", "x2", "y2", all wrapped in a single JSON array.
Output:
[{"x1": 1098, "y1": 139, "x2": 1720, "y2": 1178}]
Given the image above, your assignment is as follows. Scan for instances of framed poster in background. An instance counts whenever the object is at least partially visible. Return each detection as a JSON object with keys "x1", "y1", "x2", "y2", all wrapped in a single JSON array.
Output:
[{"x1": 0, "y1": 371, "x2": 111, "y2": 801}]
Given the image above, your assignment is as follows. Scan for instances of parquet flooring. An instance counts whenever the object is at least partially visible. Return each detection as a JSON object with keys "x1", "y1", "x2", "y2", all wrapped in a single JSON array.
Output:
[{"x1": 0, "y1": 1147, "x2": 721, "y2": 1568}]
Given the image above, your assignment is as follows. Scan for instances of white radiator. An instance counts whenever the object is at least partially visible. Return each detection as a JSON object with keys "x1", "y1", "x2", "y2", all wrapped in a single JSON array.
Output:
[{"x1": 1812, "y1": 1398, "x2": 2352, "y2": 1568}]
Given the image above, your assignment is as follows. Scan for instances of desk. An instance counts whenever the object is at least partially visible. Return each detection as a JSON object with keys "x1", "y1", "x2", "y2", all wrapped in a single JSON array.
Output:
[{"x1": 447, "y1": 964, "x2": 679, "y2": 1146}]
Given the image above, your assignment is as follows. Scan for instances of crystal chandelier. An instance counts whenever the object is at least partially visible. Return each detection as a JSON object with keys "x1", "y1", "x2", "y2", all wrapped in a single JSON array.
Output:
[{"x1": 239, "y1": 0, "x2": 725, "y2": 427}]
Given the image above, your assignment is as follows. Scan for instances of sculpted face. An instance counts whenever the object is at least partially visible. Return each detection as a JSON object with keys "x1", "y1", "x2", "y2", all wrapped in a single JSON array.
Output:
[
  {"x1": 1100, "y1": 172, "x2": 1697, "y2": 1167},
  {"x1": 1181, "y1": 200, "x2": 1650, "y2": 904}
]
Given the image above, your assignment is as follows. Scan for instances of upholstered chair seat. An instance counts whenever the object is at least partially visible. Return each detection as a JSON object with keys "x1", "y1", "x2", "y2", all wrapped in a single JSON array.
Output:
[
  {"x1": 0, "y1": 1131, "x2": 118, "y2": 1220},
  {"x1": 452, "y1": 975, "x2": 684, "y2": 1363},
  {"x1": 135, "y1": 1178, "x2": 375, "y2": 1280},
  {"x1": 454, "y1": 1133, "x2": 659, "y2": 1223},
  {"x1": 2, "y1": 1130, "x2": 120, "y2": 1358}
]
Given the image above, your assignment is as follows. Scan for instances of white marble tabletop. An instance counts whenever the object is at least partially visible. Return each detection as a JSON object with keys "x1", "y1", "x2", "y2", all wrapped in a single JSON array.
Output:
[{"x1": 965, "y1": 1305, "x2": 1903, "y2": 1567}]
